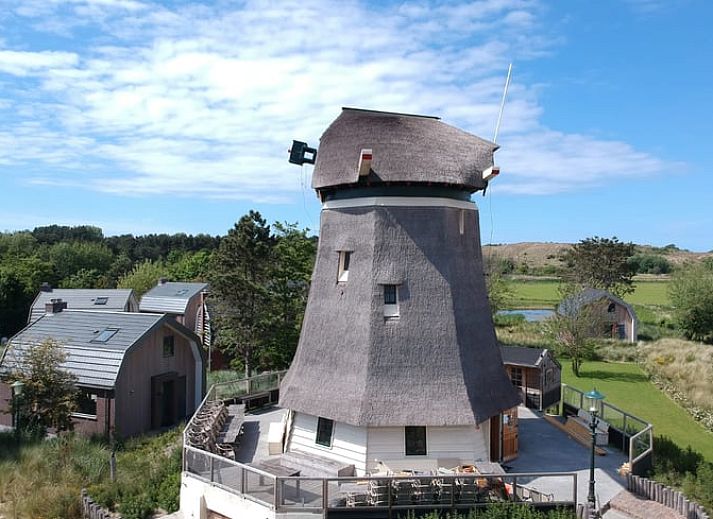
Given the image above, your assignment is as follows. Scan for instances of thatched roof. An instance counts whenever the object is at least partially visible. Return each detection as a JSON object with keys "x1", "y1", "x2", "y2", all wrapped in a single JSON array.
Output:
[
  {"x1": 311, "y1": 108, "x2": 497, "y2": 192},
  {"x1": 279, "y1": 204, "x2": 521, "y2": 427}
]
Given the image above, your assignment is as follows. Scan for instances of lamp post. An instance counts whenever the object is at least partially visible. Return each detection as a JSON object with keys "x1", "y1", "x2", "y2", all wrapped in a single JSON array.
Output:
[
  {"x1": 584, "y1": 388, "x2": 605, "y2": 514},
  {"x1": 11, "y1": 380, "x2": 24, "y2": 446}
]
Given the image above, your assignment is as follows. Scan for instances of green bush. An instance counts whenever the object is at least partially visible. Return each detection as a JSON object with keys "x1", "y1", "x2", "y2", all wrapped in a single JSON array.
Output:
[
  {"x1": 494, "y1": 313, "x2": 527, "y2": 327},
  {"x1": 119, "y1": 492, "x2": 154, "y2": 519},
  {"x1": 156, "y1": 471, "x2": 181, "y2": 512},
  {"x1": 627, "y1": 254, "x2": 672, "y2": 275}
]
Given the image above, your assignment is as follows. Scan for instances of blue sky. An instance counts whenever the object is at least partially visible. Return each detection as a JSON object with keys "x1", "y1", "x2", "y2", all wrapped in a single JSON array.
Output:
[{"x1": 0, "y1": 0, "x2": 710, "y2": 250}]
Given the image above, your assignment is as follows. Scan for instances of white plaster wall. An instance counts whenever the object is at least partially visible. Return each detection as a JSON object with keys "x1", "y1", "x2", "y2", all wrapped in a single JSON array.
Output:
[
  {"x1": 180, "y1": 473, "x2": 275, "y2": 519},
  {"x1": 287, "y1": 412, "x2": 368, "y2": 475},
  {"x1": 366, "y1": 424, "x2": 490, "y2": 473}
]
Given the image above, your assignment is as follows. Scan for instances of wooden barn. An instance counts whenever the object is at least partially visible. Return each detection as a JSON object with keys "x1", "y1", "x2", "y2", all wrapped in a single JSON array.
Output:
[
  {"x1": 0, "y1": 306, "x2": 205, "y2": 437},
  {"x1": 559, "y1": 288, "x2": 638, "y2": 343},
  {"x1": 278, "y1": 108, "x2": 521, "y2": 474},
  {"x1": 500, "y1": 345, "x2": 561, "y2": 412}
]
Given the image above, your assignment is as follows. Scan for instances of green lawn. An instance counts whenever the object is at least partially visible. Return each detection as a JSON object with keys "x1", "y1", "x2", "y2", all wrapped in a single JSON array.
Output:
[
  {"x1": 509, "y1": 279, "x2": 671, "y2": 309},
  {"x1": 561, "y1": 361, "x2": 713, "y2": 461}
]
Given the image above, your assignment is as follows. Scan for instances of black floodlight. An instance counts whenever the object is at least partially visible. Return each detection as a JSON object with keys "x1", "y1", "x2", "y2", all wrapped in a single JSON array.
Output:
[{"x1": 289, "y1": 140, "x2": 317, "y2": 165}]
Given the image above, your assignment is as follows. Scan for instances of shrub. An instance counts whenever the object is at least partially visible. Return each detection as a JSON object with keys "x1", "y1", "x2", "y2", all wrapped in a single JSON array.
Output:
[
  {"x1": 156, "y1": 471, "x2": 181, "y2": 512},
  {"x1": 627, "y1": 254, "x2": 672, "y2": 275},
  {"x1": 669, "y1": 262, "x2": 713, "y2": 343},
  {"x1": 119, "y1": 492, "x2": 154, "y2": 519}
]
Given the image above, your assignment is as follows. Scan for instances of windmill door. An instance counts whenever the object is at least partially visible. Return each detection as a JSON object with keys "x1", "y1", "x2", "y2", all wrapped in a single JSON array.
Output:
[{"x1": 502, "y1": 406, "x2": 519, "y2": 462}]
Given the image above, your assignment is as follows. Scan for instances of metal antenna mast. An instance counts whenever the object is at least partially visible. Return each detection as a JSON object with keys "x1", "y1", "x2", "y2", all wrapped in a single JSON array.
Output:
[{"x1": 493, "y1": 63, "x2": 512, "y2": 144}]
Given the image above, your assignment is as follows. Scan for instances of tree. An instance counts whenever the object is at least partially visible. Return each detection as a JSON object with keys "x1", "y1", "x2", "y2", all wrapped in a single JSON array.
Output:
[
  {"x1": 117, "y1": 259, "x2": 168, "y2": 297},
  {"x1": 545, "y1": 285, "x2": 608, "y2": 376},
  {"x1": 8, "y1": 338, "x2": 77, "y2": 434},
  {"x1": 560, "y1": 236, "x2": 636, "y2": 297},
  {"x1": 261, "y1": 222, "x2": 316, "y2": 369},
  {"x1": 669, "y1": 262, "x2": 713, "y2": 343},
  {"x1": 0, "y1": 269, "x2": 31, "y2": 339},
  {"x1": 209, "y1": 211, "x2": 273, "y2": 377},
  {"x1": 485, "y1": 270, "x2": 512, "y2": 316}
]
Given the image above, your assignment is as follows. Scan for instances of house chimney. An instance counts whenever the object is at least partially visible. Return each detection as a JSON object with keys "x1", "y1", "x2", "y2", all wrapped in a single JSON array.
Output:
[
  {"x1": 40, "y1": 282, "x2": 52, "y2": 293},
  {"x1": 45, "y1": 298, "x2": 67, "y2": 314},
  {"x1": 158, "y1": 277, "x2": 168, "y2": 286}
]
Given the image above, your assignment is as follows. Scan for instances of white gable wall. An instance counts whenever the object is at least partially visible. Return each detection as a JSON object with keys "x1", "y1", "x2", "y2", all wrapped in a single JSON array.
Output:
[
  {"x1": 287, "y1": 412, "x2": 368, "y2": 475},
  {"x1": 286, "y1": 412, "x2": 491, "y2": 476},
  {"x1": 366, "y1": 423, "x2": 490, "y2": 473}
]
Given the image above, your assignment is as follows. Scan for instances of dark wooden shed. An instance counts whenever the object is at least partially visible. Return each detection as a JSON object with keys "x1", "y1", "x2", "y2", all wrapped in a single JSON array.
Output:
[{"x1": 500, "y1": 345, "x2": 561, "y2": 412}]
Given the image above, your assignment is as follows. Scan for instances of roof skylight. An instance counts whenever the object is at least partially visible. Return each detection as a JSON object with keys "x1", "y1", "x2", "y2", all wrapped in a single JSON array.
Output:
[
  {"x1": 94, "y1": 297, "x2": 109, "y2": 305},
  {"x1": 91, "y1": 328, "x2": 119, "y2": 343}
]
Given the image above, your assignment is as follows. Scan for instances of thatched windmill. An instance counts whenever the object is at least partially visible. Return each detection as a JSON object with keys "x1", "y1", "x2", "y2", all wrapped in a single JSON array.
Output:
[{"x1": 280, "y1": 108, "x2": 521, "y2": 475}]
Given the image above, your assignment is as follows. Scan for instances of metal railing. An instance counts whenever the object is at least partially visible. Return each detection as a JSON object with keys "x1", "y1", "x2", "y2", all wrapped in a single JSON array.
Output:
[
  {"x1": 182, "y1": 373, "x2": 579, "y2": 515},
  {"x1": 562, "y1": 384, "x2": 653, "y2": 474},
  {"x1": 185, "y1": 445, "x2": 578, "y2": 514},
  {"x1": 182, "y1": 370, "x2": 287, "y2": 453}
]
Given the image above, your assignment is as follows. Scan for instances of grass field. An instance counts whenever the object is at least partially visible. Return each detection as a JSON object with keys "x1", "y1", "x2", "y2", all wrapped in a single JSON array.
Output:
[
  {"x1": 561, "y1": 361, "x2": 713, "y2": 461},
  {"x1": 509, "y1": 279, "x2": 671, "y2": 309}
]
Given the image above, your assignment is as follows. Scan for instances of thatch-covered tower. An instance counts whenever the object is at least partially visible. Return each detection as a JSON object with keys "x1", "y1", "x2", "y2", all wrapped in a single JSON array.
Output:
[{"x1": 280, "y1": 108, "x2": 521, "y2": 475}]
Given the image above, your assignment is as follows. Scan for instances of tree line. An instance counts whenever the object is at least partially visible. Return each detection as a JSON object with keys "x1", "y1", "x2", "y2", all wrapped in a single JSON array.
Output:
[{"x1": 0, "y1": 216, "x2": 318, "y2": 378}]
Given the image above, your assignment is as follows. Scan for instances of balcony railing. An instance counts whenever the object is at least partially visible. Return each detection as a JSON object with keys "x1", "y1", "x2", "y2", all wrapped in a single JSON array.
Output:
[
  {"x1": 562, "y1": 383, "x2": 653, "y2": 475},
  {"x1": 185, "y1": 445, "x2": 578, "y2": 514},
  {"x1": 183, "y1": 372, "x2": 579, "y2": 516}
]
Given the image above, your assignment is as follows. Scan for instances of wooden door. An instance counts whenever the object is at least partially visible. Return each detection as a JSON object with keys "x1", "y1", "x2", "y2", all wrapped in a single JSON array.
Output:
[
  {"x1": 489, "y1": 415, "x2": 501, "y2": 462},
  {"x1": 502, "y1": 407, "x2": 519, "y2": 462}
]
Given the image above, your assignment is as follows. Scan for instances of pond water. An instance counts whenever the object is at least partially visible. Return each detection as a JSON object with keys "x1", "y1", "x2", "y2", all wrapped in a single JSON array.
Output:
[{"x1": 496, "y1": 309, "x2": 555, "y2": 322}]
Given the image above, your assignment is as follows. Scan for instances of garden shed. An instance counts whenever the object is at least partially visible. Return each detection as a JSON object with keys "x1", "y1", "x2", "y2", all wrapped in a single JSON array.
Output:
[{"x1": 500, "y1": 345, "x2": 561, "y2": 411}]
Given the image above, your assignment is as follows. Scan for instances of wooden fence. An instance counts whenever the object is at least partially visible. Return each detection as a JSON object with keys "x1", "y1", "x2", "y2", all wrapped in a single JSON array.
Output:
[
  {"x1": 627, "y1": 474, "x2": 710, "y2": 519},
  {"x1": 80, "y1": 489, "x2": 118, "y2": 519}
]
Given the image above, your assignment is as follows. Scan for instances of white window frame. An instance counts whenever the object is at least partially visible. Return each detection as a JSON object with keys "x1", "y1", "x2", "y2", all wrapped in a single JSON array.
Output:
[
  {"x1": 315, "y1": 417, "x2": 335, "y2": 448},
  {"x1": 338, "y1": 251, "x2": 351, "y2": 283},
  {"x1": 383, "y1": 284, "x2": 399, "y2": 318}
]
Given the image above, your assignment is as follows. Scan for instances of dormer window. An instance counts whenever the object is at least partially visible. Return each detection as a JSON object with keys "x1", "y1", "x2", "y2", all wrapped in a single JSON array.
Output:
[
  {"x1": 338, "y1": 251, "x2": 351, "y2": 282},
  {"x1": 384, "y1": 284, "x2": 399, "y2": 318}
]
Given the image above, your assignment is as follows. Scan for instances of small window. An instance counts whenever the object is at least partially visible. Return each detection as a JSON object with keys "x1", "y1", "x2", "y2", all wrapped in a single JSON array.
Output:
[
  {"x1": 607, "y1": 302, "x2": 616, "y2": 313},
  {"x1": 92, "y1": 328, "x2": 119, "y2": 343},
  {"x1": 384, "y1": 284, "x2": 399, "y2": 317},
  {"x1": 316, "y1": 417, "x2": 334, "y2": 447},
  {"x1": 76, "y1": 389, "x2": 98, "y2": 417},
  {"x1": 163, "y1": 335, "x2": 175, "y2": 357},
  {"x1": 510, "y1": 366, "x2": 523, "y2": 387},
  {"x1": 544, "y1": 368, "x2": 554, "y2": 386},
  {"x1": 94, "y1": 297, "x2": 108, "y2": 305},
  {"x1": 405, "y1": 426, "x2": 427, "y2": 456},
  {"x1": 338, "y1": 251, "x2": 351, "y2": 282}
]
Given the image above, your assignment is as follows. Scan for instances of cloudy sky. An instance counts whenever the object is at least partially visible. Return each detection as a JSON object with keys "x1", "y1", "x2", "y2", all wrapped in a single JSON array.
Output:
[{"x1": 0, "y1": 0, "x2": 710, "y2": 250}]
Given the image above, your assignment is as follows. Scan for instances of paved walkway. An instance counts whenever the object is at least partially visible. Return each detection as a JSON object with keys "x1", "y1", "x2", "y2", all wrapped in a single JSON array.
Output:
[
  {"x1": 507, "y1": 406, "x2": 629, "y2": 508},
  {"x1": 608, "y1": 490, "x2": 685, "y2": 519}
]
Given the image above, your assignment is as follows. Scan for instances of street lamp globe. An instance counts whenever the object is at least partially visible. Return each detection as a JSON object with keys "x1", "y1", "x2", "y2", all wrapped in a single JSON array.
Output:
[
  {"x1": 11, "y1": 380, "x2": 24, "y2": 397},
  {"x1": 584, "y1": 388, "x2": 605, "y2": 415}
]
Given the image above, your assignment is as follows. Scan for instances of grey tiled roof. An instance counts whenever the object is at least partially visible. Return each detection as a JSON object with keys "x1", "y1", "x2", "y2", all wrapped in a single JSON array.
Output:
[
  {"x1": 29, "y1": 289, "x2": 136, "y2": 323},
  {"x1": 139, "y1": 282, "x2": 208, "y2": 315},
  {"x1": 2, "y1": 310, "x2": 164, "y2": 389},
  {"x1": 558, "y1": 288, "x2": 637, "y2": 320},
  {"x1": 499, "y1": 345, "x2": 547, "y2": 367}
]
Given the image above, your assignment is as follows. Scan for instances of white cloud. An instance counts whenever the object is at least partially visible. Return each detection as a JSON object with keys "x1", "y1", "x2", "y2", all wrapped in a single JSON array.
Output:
[
  {"x1": 0, "y1": 0, "x2": 672, "y2": 200},
  {"x1": 0, "y1": 50, "x2": 78, "y2": 76}
]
